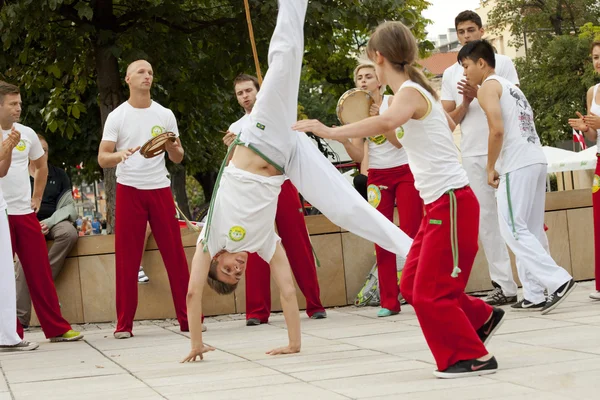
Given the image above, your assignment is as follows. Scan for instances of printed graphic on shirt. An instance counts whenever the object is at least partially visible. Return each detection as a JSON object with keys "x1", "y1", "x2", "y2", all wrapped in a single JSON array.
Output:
[
  {"x1": 228, "y1": 226, "x2": 246, "y2": 242},
  {"x1": 508, "y1": 88, "x2": 538, "y2": 145},
  {"x1": 151, "y1": 125, "x2": 164, "y2": 137},
  {"x1": 368, "y1": 135, "x2": 387, "y2": 145},
  {"x1": 367, "y1": 185, "x2": 381, "y2": 208},
  {"x1": 593, "y1": 175, "x2": 600, "y2": 194},
  {"x1": 15, "y1": 140, "x2": 26, "y2": 152},
  {"x1": 396, "y1": 127, "x2": 405, "y2": 140}
]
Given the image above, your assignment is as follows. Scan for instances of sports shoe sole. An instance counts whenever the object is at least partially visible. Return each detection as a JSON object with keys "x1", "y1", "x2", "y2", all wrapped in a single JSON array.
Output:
[
  {"x1": 511, "y1": 306, "x2": 544, "y2": 312},
  {"x1": 541, "y1": 282, "x2": 577, "y2": 315},
  {"x1": 433, "y1": 368, "x2": 497, "y2": 379},
  {"x1": 114, "y1": 332, "x2": 132, "y2": 339},
  {"x1": 50, "y1": 333, "x2": 84, "y2": 342},
  {"x1": 0, "y1": 342, "x2": 39, "y2": 352}
]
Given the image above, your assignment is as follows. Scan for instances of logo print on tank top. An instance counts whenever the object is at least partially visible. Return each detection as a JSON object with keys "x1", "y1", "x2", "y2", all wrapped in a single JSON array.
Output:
[
  {"x1": 593, "y1": 175, "x2": 600, "y2": 194},
  {"x1": 368, "y1": 135, "x2": 387, "y2": 145},
  {"x1": 395, "y1": 127, "x2": 405, "y2": 140}
]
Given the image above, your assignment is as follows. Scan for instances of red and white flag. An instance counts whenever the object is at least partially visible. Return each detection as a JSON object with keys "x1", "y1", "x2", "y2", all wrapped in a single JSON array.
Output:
[{"x1": 573, "y1": 128, "x2": 587, "y2": 150}]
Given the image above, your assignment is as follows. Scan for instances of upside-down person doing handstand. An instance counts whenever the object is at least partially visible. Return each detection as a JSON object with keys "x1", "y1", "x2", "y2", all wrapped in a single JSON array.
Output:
[{"x1": 182, "y1": 0, "x2": 413, "y2": 362}]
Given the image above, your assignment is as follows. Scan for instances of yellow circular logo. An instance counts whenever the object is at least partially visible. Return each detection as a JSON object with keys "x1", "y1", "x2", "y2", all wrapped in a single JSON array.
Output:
[
  {"x1": 396, "y1": 127, "x2": 405, "y2": 140},
  {"x1": 593, "y1": 175, "x2": 600, "y2": 194},
  {"x1": 368, "y1": 135, "x2": 387, "y2": 145},
  {"x1": 228, "y1": 226, "x2": 246, "y2": 242},
  {"x1": 367, "y1": 185, "x2": 381, "y2": 208},
  {"x1": 15, "y1": 140, "x2": 26, "y2": 152},
  {"x1": 151, "y1": 126, "x2": 164, "y2": 137}
]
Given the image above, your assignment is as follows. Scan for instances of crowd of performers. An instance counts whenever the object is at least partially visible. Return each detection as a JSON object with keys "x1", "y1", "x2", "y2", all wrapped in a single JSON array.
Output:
[{"x1": 1, "y1": 0, "x2": 600, "y2": 380}]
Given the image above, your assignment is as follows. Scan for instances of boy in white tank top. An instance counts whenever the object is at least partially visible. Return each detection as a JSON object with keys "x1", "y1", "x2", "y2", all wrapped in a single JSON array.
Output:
[{"x1": 459, "y1": 40, "x2": 575, "y2": 315}]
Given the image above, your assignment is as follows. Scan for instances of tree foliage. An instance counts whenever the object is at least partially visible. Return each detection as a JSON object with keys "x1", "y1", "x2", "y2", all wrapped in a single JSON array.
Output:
[
  {"x1": 515, "y1": 23, "x2": 600, "y2": 146},
  {"x1": 486, "y1": 0, "x2": 600, "y2": 50},
  {"x1": 0, "y1": 0, "x2": 433, "y2": 228}
]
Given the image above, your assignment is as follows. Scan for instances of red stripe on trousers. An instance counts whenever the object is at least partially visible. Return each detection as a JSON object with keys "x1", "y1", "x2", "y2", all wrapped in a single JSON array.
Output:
[
  {"x1": 115, "y1": 184, "x2": 190, "y2": 334},
  {"x1": 400, "y1": 187, "x2": 492, "y2": 371},
  {"x1": 8, "y1": 213, "x2": 71, "y2": 338},
  {"x1": 245, "y1": 179, "x2": 324, "y2": 321},
  {"x1": 594, "y1": 156, "x2": 600, "y2": 291},
  {"x1": 367, "y1": 164, "x2": 424, "y2": 312}
]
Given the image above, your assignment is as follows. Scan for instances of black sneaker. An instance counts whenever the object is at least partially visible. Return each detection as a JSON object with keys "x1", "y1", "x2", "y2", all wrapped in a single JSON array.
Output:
[
  {"x1": 541, "y1": 279, "x2": 577, "y2": 315},
  {"x1": 477, "y1": 307, "x2": 505, "y2": 346},
  {"x1": 433, "y1": 357, "x2": 498, "y2": 379},
  {"x1": 511, "y1": 299, "x2": 545, "y2": 311},
  {"x1": 484, "y1": 282, "x2": 517, "y2": 306}
]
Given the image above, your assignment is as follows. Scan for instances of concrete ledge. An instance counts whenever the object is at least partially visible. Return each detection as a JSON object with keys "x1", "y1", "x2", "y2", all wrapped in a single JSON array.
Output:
[{"x1": 29, "y1": 189, "x2": 595, "y2": 325}]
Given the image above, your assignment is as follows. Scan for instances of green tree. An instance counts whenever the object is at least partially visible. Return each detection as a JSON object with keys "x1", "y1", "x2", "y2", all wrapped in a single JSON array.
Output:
[
  {"x1": 0, "y1": 0, "x2": 432, "y2": 231},
  {"x1": 487, "y1": 0, "x2": 600, "y2": 49},
  {"x1": 514, "y1": 23, "x2": 600, "y2": 145}
]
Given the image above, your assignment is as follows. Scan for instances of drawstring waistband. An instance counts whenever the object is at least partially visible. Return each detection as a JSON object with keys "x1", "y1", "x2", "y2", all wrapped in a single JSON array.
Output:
[{"x1": 447, "y1": 189, "x2": 461, "y2": 278}]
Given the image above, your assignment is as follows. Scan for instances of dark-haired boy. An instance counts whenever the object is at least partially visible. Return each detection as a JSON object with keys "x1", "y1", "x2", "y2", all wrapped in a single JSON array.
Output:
[
  {"x1": 182, "y1": 0, "x2": 413, "y2": 361},
  {"x1": 458, "y1": 39, "x2": 576, "y2": 315},
  {"x1": 442, "y1": 10, "x2": 520, "y2": 306}
]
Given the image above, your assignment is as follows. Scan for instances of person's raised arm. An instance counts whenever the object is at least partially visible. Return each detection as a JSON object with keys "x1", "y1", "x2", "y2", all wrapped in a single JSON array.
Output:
[
  {"x1": 181, "y1": 245, "x2": 215, "y2": 362},
  {"x1": 293, "y1": 88, "x2": 419, "y2": 142},
  {"x1": 477, "y1": 80, "x2": 504, "y2": 189},
  {"x1": 0, "y1": 128, "x2": 20, "y2": 176}
]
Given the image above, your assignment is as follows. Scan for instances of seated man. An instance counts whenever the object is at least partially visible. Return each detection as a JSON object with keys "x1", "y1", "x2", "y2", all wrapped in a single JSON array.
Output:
[
  {"x1": 15, "y1": 134, "x2": 79, "y2": 328},
  {"x1": 182, "y1": 0, "x2": 413, "y2": 362}
]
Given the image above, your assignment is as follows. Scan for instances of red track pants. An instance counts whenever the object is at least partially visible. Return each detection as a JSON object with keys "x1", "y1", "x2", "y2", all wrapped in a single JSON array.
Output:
[
  {"x1": 400, "y1": 187, "x2": 492, "y2": 371},
  {"x1": 114, "y1": 184, "x2": 189, "y2": 334},
  {"x1": 594, "y1": 156, "x2": 600, "y2": 291},
  {"x1": 367, "y1": 164, "x2": 423, "y2": 312},
  {"x1": 8, "y1": 213, "x2": 71, "y2": 338}
]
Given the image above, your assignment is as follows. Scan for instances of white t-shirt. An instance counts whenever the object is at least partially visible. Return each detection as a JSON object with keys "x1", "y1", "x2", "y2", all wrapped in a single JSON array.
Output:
[
  {"x1": 397, "y1": 81, "x2": 469, "y2": 204},
  {"x1": 101, "y1": 101, "x2": 179, "y2": 190},
  {"x1": 197, "y1": 163, "x2": 285, "y2": 262},
  {"x1": 484, "y1": 75, "x2": 546, "y2": 175},
  {"x1": 367, "y1": 95, "x2": 409, "y2": 170},
  {"x1": 441, "y1": 54, "x2": 519, "y2": 158},
  {"x1": 1, "y1": 123, "x2": 45, "y2": 215},
  {"x1": 228, "y1": 113, "x2": 251, "y2": 135}
]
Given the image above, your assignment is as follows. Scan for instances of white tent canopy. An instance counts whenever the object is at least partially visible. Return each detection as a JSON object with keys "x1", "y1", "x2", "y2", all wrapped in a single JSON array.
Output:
[{"x1": 546, "y1": 145, "x2": 597, "y2": 173}]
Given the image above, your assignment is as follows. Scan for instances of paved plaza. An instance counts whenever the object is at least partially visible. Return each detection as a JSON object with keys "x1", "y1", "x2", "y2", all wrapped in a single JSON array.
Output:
[{"x1": 1, "y1": 281, "x2": 600, "y2": 400}]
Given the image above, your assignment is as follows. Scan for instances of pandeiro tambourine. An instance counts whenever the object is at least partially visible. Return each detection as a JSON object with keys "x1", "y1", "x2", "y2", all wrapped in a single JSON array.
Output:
[
  {"x1": 140, "y1": 132, "x2": 177, "y2": 159},
  {"x1": 336, "y1": 89, "x2": 375, "y2": 125}
]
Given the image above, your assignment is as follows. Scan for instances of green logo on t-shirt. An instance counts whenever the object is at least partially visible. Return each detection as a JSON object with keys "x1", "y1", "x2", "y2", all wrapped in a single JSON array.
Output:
[
  {"x1": 151, "y1": 126, "x2": 164, "y2": 137},
  {"x1": 368, "y1": 135, "x2": 387, "y2": 145},
  {"x1": 228, "y1": 226, "x2": 246, "y2": 242}
]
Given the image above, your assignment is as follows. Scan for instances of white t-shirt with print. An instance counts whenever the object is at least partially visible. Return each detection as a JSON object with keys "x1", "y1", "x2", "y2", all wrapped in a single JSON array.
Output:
[
  {"x1": 1, "y1": 123, "x2": 45, "y2": 215},
  {"x1": 197, "y1": 163, "x2": 285, "y2": 262},
  {"x1": 102, "y1": 101, "x2": 179, "y2": 190},
  {"x1": 441, "y1": 54, "x2": 519, "y2": 158}
]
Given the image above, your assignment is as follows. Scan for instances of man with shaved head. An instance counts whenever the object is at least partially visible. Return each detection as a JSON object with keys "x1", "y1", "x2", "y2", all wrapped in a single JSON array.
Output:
[{"x1": 98, "y1": 60, "x2": 191, "y2": 339}]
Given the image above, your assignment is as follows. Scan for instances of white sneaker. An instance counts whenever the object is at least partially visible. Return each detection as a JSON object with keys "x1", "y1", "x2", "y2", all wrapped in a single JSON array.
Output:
[
  {"x1": 0, "y1": 340, "x2": 39, "y2": 352},
  {"x1": 114, "y1": 332, "x2": 132, "y2": 339},
  {"x1": 138, "y1": 267, "x2": 149, "y2": 284},
  {"x1": 590, "y1": 291, "x2": 600, "y2": 300}
]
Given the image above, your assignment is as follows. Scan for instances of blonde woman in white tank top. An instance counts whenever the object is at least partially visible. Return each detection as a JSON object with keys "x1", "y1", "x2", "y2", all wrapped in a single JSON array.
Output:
[
  {"x1": 295, "y1": 21, "x2": 499, "y2": 379},
  {"x1": 568, "y1": 41, "x2": 600, "y2": 300},
  {"x1": 339, "y1": 64, "x2": 423, "y2": 318}
]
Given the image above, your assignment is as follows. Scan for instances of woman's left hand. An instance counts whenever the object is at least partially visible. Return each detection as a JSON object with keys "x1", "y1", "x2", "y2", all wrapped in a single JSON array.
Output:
[{"x1": 293, "y1": 119, "x2": 335, "y2": 139}]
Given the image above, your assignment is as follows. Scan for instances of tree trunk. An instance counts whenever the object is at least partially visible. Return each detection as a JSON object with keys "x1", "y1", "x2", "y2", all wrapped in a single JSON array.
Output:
[
  {"x1": 193, "y1": 171, "x2": 218, "y2": 203},
  {"x1": 170, "y1": 163, "x2": 191, "y2": 219},
  {"x1": 94, "y1": 0, "x2": 123, "y2": 234}
]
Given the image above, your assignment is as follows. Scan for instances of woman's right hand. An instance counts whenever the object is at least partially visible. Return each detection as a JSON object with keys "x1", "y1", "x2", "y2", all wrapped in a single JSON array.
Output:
[
  {"x1": 180, "y1": 344, "x2": 215, "y2": 363},
  {"x1": 568, "y1": 111, "x2": 588, "y2": 132}
]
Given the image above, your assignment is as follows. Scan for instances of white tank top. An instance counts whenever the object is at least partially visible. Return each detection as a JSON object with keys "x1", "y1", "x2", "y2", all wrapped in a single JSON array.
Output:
[
  {"x1": 367, "y1": 95, "x2": 409, "y2": 170},
  {"x1": 591, "y1": 84, "x2": 600, "y2": 149},
  {"x1": 483, "y1": 75, "x2": 546, "y2": 174},
  {"x1": 397, "y1": 81, "x2": 469, "y2": 204}
]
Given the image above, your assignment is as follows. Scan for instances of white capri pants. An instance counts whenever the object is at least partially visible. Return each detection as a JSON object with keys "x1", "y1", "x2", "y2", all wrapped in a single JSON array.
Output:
[{"x1": 0, "y1": 209, "x2": 21, "y2": 345}]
